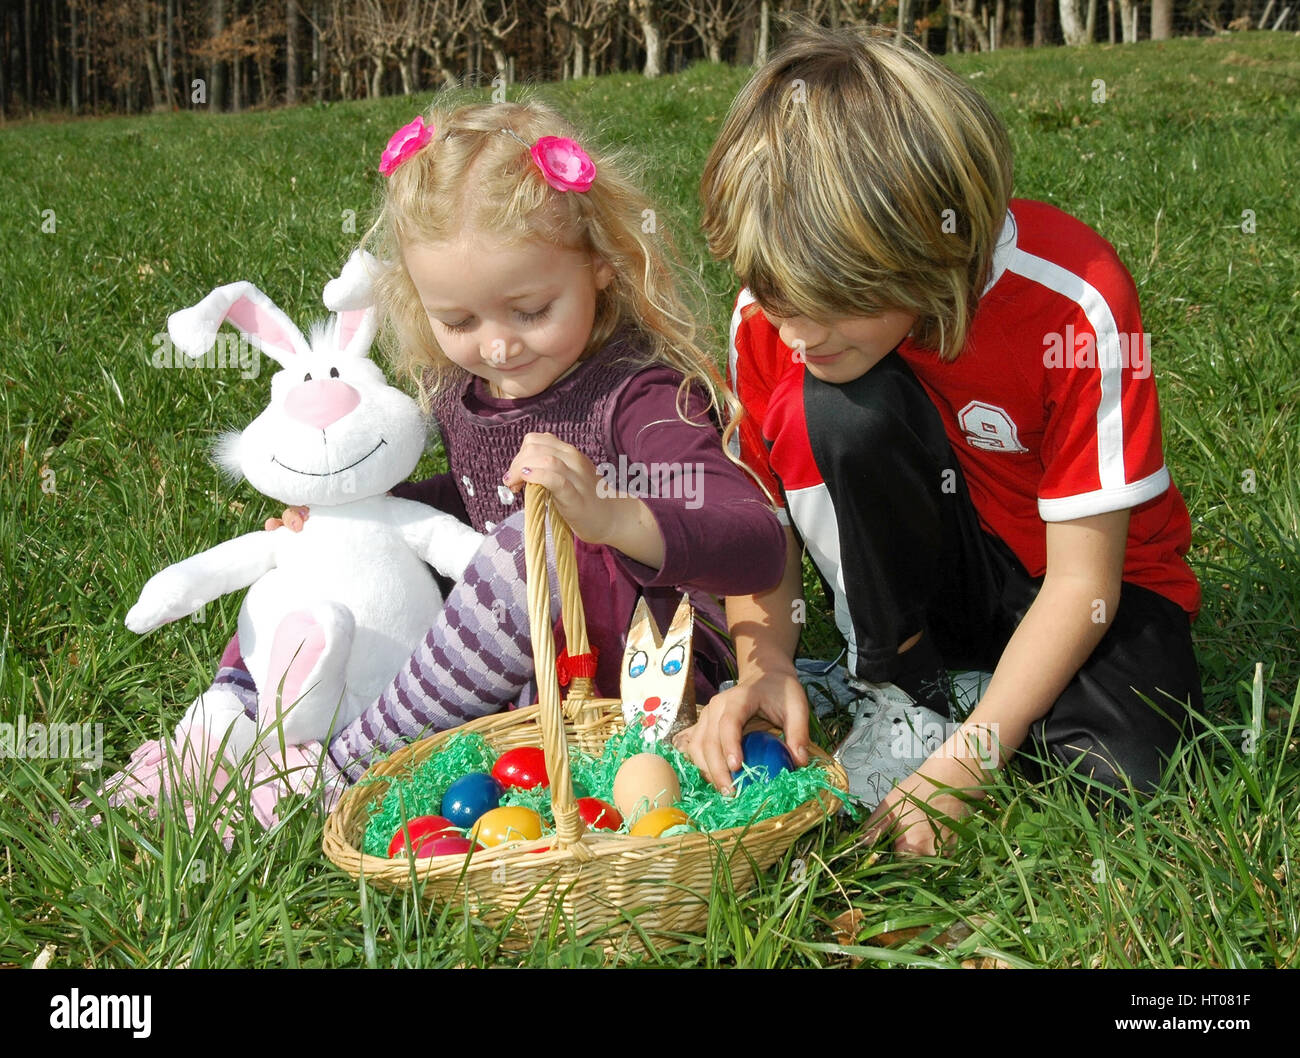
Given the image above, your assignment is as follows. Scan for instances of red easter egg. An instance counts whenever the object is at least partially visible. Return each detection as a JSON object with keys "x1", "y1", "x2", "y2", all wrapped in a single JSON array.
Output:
[
  {"x1": 492, "y1": 747, "x2": 549, "y2": 790},
  {"x1": 577, "y1": 797, "x2": 623, "y2": 831},
  {"x1": 388, "y1": 815, "x2": 459, "y2": 858},
  {"x1": 424, "y1": 837, "x2": 479, "y2": 857}
]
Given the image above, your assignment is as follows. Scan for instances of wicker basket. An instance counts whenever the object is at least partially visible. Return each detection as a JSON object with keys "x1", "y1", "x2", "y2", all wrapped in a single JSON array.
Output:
[{"x1": 323, "y1": 483, "x2": 847, "y2": 940}]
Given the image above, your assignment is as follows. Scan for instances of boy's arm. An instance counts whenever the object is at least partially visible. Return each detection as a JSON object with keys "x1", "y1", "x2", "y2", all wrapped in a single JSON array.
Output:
[
  {"x1": 868, "y1": 507, "x2": 1130, "y2": 854},
  {"x1": 675, "y1": 524, "x2": 813, "y2": 791},
  {"x1": 963, "y1": 508, "x2": 1129, "y2": 750}
]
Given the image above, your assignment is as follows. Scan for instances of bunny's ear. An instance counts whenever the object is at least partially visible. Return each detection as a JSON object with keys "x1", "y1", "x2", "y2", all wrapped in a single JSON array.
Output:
[
  {"x1": 323, "y1": 249, "x2": 380, "y2": 359},
  {"x1": 332, "y1": 306, "x2": 378, "y2": 360},
  {"x1": 168, "y1": 281, "x2": 310, "y2": 369}
]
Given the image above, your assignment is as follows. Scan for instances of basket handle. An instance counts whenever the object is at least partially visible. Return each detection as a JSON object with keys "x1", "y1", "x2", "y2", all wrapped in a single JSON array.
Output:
[{"x1": 524, "y1": 483, "x2": 591, "y2": 853}]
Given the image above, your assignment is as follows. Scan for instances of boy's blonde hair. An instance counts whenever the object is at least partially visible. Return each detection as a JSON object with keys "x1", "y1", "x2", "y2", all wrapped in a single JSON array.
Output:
[
  {"x1": 363, "y1": 98, "x2": 728, "y2": 419},
  {"x1": 700, "y1": 21, "x2": 1013, "y2": 361}
]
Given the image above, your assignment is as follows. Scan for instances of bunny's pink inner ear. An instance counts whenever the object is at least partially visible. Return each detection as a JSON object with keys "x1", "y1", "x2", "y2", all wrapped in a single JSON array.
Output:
[
  {"x1": 335, "y1": 307, "x2": 375, "y2": 357},
  {"x1": 226, "y1": 297, "x2": 304, "y2": 362},
  {"x1": 336, "y1": 309, "x2": 365, "y2": 352}
]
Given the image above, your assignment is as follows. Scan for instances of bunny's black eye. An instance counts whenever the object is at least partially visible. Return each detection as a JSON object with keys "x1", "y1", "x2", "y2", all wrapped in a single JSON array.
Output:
[
  {"x1": 303, "y1": 372, "x2": 312, "y2": 381},
  {"x1": 329, "y1": 367, "x2": 340, "y2": 378}
]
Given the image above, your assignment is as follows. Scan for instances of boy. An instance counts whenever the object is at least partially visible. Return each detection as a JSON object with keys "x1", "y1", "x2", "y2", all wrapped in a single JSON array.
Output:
[{"x1": 680, "y1": 22, "x2": 1202, "y2": 854}]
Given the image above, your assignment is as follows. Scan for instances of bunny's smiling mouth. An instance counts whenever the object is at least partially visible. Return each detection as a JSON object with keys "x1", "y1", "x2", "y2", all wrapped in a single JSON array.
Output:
[{"x1": 272, "y1": 438, "x2": 387, "y2": 477}]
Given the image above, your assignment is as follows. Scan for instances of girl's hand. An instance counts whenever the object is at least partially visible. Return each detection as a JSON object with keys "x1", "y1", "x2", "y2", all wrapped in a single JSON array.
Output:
[
  {"x1": 863, "y1": 725, "x2": 996, "y2": 856},
  {"x1": 503, "y1": 433, "x2": 665, "y2": 568},
  {"x1": 265, "y1": 506, "x2": 309, "y2": 532},
  {"x1": 503, "y1": 433, "x2": 610, "y2": 540},
  {"x1": 674, "y1": 665, "x2": 813, "y2": 794}
]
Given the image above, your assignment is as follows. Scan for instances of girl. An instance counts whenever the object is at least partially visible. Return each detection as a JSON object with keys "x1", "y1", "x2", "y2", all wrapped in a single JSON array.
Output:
[
  {"x1": 104, "y1": 100, "x2": 785, "y2": 819},
  {"x1": 679, "y1": 23, "x2": 1203, "y2": 856}
]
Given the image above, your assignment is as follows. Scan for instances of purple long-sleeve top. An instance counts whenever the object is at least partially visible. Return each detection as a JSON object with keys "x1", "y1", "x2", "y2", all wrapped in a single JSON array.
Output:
[{"x1": 398, "y1": 335, "x2": 787, "y2": 703}]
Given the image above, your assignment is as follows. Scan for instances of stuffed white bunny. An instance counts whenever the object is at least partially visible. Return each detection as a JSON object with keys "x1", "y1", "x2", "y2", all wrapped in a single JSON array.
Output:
[{"x1": 125, "y1": 250, "x2": 483, "y2": 765}]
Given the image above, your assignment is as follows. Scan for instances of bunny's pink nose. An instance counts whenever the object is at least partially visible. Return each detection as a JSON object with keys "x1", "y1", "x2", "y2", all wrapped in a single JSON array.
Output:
[{"x1": 285, "y1": 379, "x2": 360, "y2": 429}]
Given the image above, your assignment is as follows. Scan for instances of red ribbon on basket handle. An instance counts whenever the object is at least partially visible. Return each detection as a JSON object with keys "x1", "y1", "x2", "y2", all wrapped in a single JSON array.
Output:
[{"x1": 557, "y1": 646, "x2": 599, "y2": 687}]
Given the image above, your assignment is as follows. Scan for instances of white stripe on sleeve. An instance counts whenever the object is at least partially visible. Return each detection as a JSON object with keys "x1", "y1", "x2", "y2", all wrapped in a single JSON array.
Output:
[{"x1": 1008, "y1": 249, "x2": 1128, "y2": 490}]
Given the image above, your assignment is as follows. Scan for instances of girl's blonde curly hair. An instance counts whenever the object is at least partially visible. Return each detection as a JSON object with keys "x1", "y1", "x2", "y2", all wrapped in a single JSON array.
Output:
[{"x1": 361, "y1": 98, "x2": 733, "y2": 429}]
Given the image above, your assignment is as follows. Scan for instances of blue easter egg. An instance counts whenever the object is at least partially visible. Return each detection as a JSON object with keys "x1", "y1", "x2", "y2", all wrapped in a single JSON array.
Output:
[
  {"x1": 441, "y1": 773, "x2": 503, "y2": 828},
  {"x1": 731, "y1": 731, "x2": 795, "y2": 788}
]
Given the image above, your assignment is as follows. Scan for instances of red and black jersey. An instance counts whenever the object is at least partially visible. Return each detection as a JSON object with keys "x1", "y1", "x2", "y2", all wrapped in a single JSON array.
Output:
[{"x1": 729, "y1": 198, "x2": 1201, "y2": 628}]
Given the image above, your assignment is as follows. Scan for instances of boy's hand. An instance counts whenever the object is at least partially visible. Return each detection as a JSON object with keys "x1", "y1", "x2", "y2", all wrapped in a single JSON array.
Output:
[
  {"x1": 864, "y1": 725, "x2": 996, "y2": 856},
  {"x1": 265, "y1": 506, "x2": 309, "y2": 533},
  {"x1": 674, "y1": 666, "x2": 813, "y2": 794}
]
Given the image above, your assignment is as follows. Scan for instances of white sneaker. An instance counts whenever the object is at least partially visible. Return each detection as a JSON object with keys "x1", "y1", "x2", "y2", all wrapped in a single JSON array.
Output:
[{"x1": 833, "y1": 682, "x2": 950, "y2": 810}]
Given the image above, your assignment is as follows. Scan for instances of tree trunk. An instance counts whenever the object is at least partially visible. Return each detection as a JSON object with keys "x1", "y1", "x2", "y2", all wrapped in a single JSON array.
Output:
[
  {"x1": 1059, "y1": 0, "x2": 1089, "y2": 43},
  {"x1": 1086, "y1": 0, "x2": 1098, "y2": 41},
  {"x1": 90, "y1": 2, "x2": 98, "y2": 111},
  {"x1": 757, "y1": 0, "x2": 770, "y2": 64},
  {"x1": 24, "y1": 0, "x2": 32, "y2": 106},
  {"x1": 209, "y1": 0, "x2": 225, "y2": 111},
  {"x1": 1120, "y1": 0, "x2": 1139, "y2": 40},
  {"x1": 641, "y1": 15, "x2": 662, "y2": 77},
  {"x1": 141, "y1": 1, "x2": 163, "y2": 109},
  {"x1": 1034, "y1": 0, "x2": 1052, "y2": 43},
  {"x1": 164, "y1": 0, "x2": 176, "y2": 107},
  {"x1": 490, "y1": 43, "x2": 508, "y2": 81},
  {"x1": 1150, "y1": 0, "x2": 1172, "y2": 37},
  {"x1": 956, "y1": 0, "x2": 990, "y2": 48},
  {"x1": 898, "y1": 0, "x2": 912, "y2": 39},
  {"x1": 286, "y1": 0, "x2": 299, "y2": 103},
  {"x1": 994, "y1": 0, "x2": 1005, "y2": 46},
  {"x1": 70, "y1": 0, "x2": 78, "y2": 113}
]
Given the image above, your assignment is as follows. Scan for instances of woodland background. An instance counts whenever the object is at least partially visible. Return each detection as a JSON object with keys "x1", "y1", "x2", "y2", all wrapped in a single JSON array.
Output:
[{"x1": 1, "y1": 0, "x2": 1295, "y2": 118}]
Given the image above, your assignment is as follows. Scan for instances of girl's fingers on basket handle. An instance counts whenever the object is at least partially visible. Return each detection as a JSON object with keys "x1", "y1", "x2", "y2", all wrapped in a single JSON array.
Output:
[{"x1": 502, "y1": 433, "x2": 579, "y2": 490}]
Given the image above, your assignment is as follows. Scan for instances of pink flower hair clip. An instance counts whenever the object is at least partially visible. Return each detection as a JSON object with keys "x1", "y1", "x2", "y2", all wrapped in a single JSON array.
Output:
[
  {"x1": 379, "y1": 116, "x2": 434, "y2": 176},
  {"x1": 501, "y1": 128, "x2": 596, "y2": 193}
]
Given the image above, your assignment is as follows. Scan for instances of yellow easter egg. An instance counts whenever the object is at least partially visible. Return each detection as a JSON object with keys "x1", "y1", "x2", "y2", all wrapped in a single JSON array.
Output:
[
  {"x1": 629, "y1": 806, "x2": 691, "y2": 838},
  {"x1": 470, "y1": 805, "x2": 544, "y2": 847},
  {"x1": 612, "y1": 753, "x2": 682, "y2": 821}
]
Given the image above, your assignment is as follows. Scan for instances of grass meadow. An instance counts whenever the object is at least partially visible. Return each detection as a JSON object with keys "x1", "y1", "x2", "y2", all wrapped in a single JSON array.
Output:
[{"x1": 1, "y1": 32, "x2": 1298, "y2": 968}]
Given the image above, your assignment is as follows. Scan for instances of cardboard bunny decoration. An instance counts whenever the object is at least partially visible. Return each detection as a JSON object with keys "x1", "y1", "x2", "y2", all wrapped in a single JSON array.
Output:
[
  {"x1": 620, "y1": 595, "x2": 696, "y2": 744},
  {"x1": 125, "y1": 250, "x2": 484, "y2": 759}
]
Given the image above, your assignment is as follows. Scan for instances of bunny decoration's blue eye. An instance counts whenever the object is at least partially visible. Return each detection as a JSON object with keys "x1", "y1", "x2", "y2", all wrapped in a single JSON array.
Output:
[
  {"x1": 661, "y1": 644, "x2": 686, "y2": 677},
  {"x1": 627, "y1": 650, "x2": 648, "y2": 679},
  {"x1": 329, "y1": 367, "x2": 340, "y2": 378}
]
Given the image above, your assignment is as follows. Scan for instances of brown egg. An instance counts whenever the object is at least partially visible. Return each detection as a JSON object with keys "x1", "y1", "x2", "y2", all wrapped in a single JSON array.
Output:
[{"x1": 612, "y1": 753, "x2": 681, "y2": 823}]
